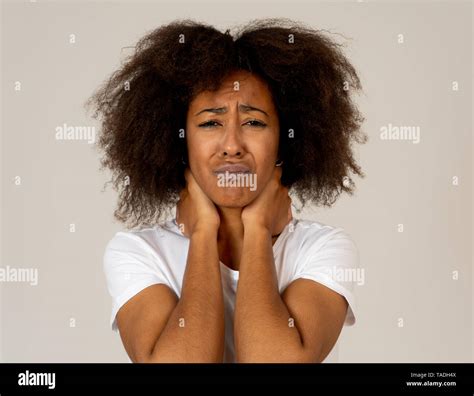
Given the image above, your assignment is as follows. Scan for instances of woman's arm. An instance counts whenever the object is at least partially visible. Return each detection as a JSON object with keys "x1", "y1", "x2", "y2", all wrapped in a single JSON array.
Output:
[
  {"x1": 116, "y1": 224, "x2": 224, "y2": 363},
  {"x1": 234, "y1": 167, "x2": 348, "y2": 362},
  {"x1": 116, "y1": 169, "x2": 225, "y2": 363},
  {"x1": 234, "y1": 222, "x2": 348, "y2": 362}
]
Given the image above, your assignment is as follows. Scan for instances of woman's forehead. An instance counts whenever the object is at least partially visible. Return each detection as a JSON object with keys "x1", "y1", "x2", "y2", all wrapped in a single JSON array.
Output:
[{"x1": 190, "y1": 72, "x2": 274, "y2": 109}]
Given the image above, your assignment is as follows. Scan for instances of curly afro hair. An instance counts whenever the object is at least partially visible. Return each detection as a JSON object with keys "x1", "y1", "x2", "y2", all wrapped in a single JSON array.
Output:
[{"x1": 87, "y1": 18, "x2": 367, "y2": 228}]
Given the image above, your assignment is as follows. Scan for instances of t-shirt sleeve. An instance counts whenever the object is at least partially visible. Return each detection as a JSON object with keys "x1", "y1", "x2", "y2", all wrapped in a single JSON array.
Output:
[
  {"x1": 103, "y1": 231, "x2": 170, "y2": 332},
  {"x1": 292, "y1": 228, "x2": 360, "y2": 326}
]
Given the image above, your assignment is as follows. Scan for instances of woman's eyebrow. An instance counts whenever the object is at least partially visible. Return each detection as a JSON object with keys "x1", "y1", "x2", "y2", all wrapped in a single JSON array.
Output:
[
  {"x1": 239, "y1": 104, "x2": 269, "y2": 116},
  {"x1": 194, "y1": 103, "x2": 269, "y2": 117}
]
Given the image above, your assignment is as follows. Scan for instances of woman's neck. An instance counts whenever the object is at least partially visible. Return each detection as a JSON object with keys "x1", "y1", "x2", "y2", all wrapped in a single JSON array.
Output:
[
  {"x1": 215, "y1": 206, "x2": 280, "y2": 270},
  {"x1": 216, "y1": 207, "x2": 244, "y2": 270}
]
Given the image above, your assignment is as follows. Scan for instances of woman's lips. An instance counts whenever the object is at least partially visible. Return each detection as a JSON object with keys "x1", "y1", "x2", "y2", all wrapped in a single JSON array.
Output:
[{"x1": 213, "y1": 164, "x2": 251, "y2": 174}]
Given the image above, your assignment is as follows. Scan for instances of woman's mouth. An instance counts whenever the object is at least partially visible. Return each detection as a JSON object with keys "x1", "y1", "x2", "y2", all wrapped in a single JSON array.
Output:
[{"x1": 212, "y1": 163, "x2": 251, "y2": 174}]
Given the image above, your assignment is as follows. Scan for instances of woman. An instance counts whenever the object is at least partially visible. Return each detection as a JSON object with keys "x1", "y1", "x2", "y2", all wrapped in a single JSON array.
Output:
[{"x1": 89, "y1": 18, "x2": 366, "y2": 363}]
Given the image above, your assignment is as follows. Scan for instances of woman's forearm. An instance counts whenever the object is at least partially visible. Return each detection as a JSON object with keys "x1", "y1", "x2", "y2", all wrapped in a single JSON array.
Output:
[
  {"x1": 234, "y1": 224, "x2": 304, "y2": 362},
  {"x1": 147, "y1": 226, "x2": 225, "y2": 362}
]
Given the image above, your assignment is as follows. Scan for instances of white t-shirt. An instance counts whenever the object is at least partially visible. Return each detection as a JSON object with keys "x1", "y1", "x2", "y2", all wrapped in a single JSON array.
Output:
[{"x1": 103, "y1": 217, "x2": 359, "y2": 363}]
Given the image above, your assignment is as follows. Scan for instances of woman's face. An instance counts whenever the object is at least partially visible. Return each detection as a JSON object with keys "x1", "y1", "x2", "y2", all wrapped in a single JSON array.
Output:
[{"x1": 186, "y1": 70, "x2": 280, "y2": 208}]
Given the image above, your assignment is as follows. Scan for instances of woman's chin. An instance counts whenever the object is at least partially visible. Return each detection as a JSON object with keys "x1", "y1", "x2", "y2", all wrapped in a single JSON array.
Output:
[{"x1": 211, "y1": 188, "x2": 255, "y2": 208}]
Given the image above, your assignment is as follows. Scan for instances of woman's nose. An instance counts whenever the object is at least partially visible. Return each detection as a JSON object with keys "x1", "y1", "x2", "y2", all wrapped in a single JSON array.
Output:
[{"x1": 220, "y1": 124, "x2": 244, "y2": 158}]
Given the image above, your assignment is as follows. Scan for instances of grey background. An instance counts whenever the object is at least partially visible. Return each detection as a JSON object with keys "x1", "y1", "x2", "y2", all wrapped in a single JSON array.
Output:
[{"x1": 1, "y1": 0, "x2": 472, "y2": 362}]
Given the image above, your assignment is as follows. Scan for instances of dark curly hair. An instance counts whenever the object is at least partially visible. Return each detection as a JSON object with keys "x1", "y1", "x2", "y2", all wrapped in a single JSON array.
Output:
[{"x1": 87, "y1": 18, "x2": 367, "y2": 228}]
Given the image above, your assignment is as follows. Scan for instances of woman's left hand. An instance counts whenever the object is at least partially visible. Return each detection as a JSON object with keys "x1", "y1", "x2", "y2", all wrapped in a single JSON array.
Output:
[{"x1": 241, "y1": 166, "x2": 292, "y2": 236}]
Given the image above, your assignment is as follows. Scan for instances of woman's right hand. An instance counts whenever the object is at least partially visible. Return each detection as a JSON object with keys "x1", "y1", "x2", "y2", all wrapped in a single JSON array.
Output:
[{"x1": 176, "y1": 168, "x2": 220, "y2": 237}]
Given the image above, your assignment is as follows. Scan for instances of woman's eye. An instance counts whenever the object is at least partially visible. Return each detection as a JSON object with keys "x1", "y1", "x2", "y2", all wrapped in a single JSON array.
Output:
[
  {"x1": 245, "y1": 120, "x2": 267, "y2": 128},
  {"x1": 198, "y1": 120, "x2": 267, "y2": 128},
  {"x1": 198, "y1": 120, "x2": 221, "y2": 128}
]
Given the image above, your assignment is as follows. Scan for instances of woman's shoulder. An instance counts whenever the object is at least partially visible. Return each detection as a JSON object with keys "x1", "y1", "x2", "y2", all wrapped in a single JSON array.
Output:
[
  {"x1": 104, "y1": 218, "x2": 186, "y2": 255},
  {"x1": 287, "y1": 218, "x2": 360, "y2": 327},
  {"x1": 291, "y1": 218, "x2": 352, "y2": 241},
  {"x1": 288, "y1": 218, "x2": 358, "y2": 257}
]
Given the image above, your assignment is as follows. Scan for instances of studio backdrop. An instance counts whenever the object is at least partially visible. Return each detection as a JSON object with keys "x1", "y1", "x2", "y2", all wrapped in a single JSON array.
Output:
[{"x1": 1, "y1": 0, "x2": 472, "y2": 362}]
